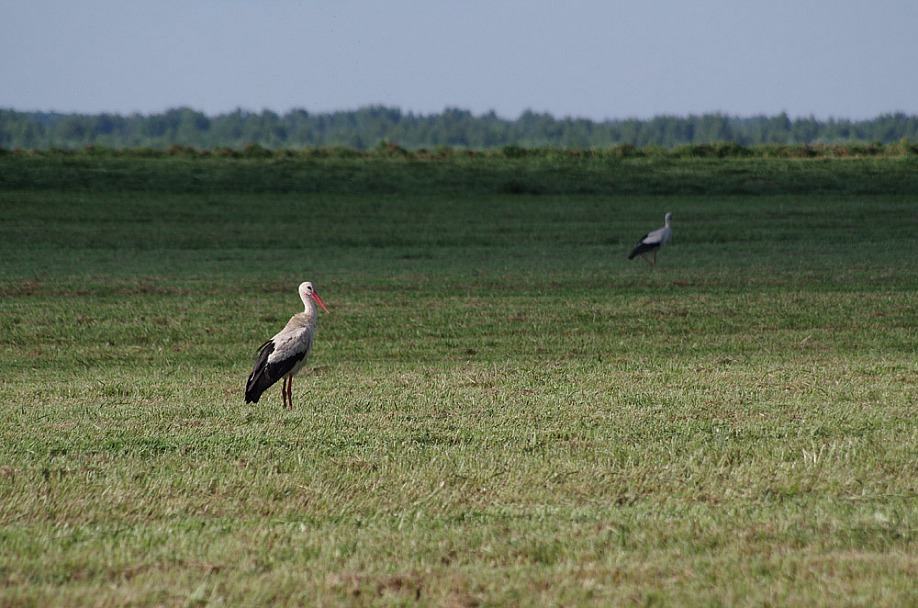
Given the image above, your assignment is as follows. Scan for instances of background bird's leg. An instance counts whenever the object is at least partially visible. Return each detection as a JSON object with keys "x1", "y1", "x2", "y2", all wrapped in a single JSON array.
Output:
[
  {"x1": 286, "y1": 376, "x2": 293, "y2": 410},
  {"x1": 281, "y1": 376, "x2": 290, "y2": 409},
  {"x1": 641, "y1": 253, "x2": 653, "y2": 267}
]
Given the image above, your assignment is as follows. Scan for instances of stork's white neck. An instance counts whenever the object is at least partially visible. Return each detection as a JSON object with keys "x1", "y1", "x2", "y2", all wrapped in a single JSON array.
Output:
[{"x1": 300, "y1": 295, "x2": 316, "y2": 315}]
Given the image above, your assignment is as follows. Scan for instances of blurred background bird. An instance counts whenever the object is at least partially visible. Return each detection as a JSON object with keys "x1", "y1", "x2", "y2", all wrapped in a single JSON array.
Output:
[{"x1": 628, "y1": 212, "x2": 672, "y2": 267}]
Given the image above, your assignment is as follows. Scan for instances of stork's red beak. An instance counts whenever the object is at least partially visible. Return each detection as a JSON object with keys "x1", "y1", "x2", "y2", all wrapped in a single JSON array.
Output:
[{"x1": 311, "y1": 291, "x2": 330, "y2": 313}]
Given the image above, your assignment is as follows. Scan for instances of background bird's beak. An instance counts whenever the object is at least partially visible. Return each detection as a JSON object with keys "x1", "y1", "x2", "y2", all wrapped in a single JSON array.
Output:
[{"x1": 311, "y1": 291, "x2": 330, "y2": 313}]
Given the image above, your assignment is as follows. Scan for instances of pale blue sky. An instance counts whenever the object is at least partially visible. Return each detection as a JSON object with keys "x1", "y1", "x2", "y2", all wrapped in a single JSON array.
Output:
[{"x1": 3, "y1": 1, "x2": 917, "y2": 120}]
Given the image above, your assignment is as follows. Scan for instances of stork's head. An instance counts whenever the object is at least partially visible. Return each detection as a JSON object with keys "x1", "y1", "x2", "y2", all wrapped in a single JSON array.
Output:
[{"x1": 298, "y1": 281, "x2": 330, "y2": 313}]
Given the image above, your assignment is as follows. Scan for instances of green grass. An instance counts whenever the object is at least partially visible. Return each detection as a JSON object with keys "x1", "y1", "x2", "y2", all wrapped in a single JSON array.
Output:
[{"x1": 0, "y1": 155, "x2": 916, "y2": 606}]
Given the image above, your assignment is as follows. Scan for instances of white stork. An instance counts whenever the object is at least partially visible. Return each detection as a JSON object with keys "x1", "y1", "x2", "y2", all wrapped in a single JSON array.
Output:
[
  {"x1": 245, "y1": 281, "x2": 330, "y2": 410},
  {"x1": 628, "y1": 212, "x2": 672, "y2": 267}
]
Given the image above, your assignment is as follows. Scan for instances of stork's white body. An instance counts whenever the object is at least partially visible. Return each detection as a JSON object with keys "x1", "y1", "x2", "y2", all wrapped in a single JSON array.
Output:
[
  {"x1": 245, "y1": 282, "x2": 329, "y2": 409},
  {"x1": 628, "y1": 212, "x2": 672, "y2": 266}
]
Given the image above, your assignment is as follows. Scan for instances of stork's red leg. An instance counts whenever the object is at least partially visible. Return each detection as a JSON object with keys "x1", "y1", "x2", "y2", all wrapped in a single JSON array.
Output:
[{"x1": 281, "y1": 375, "x2": 292, "y2": 410}]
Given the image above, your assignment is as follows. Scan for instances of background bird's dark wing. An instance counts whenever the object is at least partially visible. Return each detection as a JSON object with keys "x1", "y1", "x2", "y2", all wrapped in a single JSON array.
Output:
[{"x1": 628, "y1": 232, "x2": 654, "y2": 259}]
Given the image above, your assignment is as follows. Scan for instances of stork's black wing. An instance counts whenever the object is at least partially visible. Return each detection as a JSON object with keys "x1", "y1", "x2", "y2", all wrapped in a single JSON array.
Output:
[{"x1": 244, "y1": 339, "x2": 306, "y2": 403}]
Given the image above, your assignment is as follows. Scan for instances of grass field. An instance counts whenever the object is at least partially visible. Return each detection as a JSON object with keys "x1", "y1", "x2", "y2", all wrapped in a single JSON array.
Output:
[{"x1": 1, "y1": 153, "x2": 916, "y2": 606}]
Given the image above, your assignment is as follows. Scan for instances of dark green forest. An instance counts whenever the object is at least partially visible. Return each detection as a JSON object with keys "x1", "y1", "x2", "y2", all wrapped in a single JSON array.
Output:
[{"x1": 2, "y1": 106, "x2": 917, "y2": 150}]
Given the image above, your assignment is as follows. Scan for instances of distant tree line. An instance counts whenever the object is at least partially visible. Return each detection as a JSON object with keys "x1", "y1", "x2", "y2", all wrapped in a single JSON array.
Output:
[{"x1": 1, "y1": 106, "x2": 917, "y2": 150}]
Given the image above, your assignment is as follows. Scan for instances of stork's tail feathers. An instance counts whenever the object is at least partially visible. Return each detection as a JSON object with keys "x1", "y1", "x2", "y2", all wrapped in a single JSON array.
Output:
[
  {"x1": 245, "y1": 373, "x2": 270, "y2": 404},
  {"x1": 244, "y1": 340, "x2": 275, "y2": 404},
  {"x1": 244, "y1": 381, "x2": 266, "y2": 404}
]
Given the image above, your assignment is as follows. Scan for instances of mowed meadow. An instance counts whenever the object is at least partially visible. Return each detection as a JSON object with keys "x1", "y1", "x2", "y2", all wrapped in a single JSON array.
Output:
[{"x1": 0, "y1": 151, "x2": 916, "y2": 606}]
